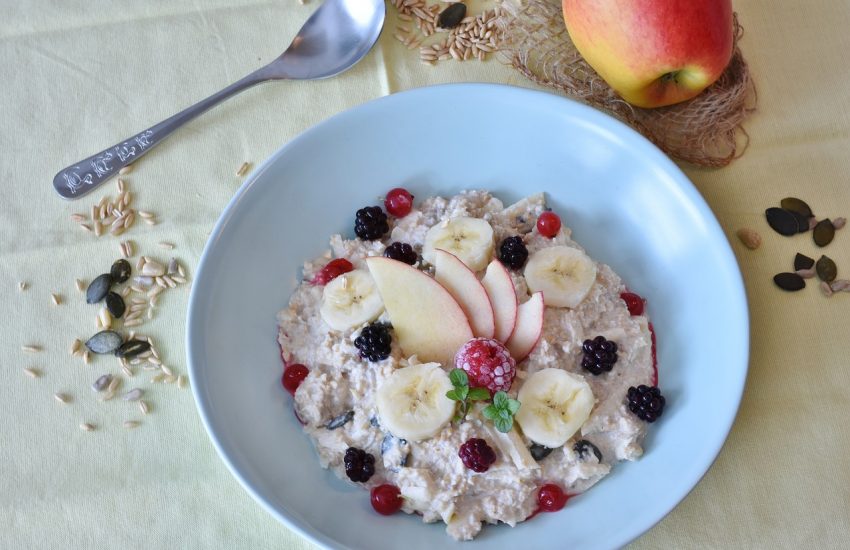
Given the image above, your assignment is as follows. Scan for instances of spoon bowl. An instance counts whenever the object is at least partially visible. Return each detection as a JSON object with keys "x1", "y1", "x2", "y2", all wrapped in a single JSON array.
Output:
[{"x1": 53, "y1": 0, "x2": 386, "y2": 199}]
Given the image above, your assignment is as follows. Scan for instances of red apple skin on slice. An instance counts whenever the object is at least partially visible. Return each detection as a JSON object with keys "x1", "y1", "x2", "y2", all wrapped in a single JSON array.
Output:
[
  {"x1": 505, "y1": 292, "x2": 544, "y2": 361},
  {"x1": 481, "y1": 259, "x2": 518, "y2": 343},
  {"x1": 365, "y1": 256, "x2": 474, "y2": 368},
  {"x1": 434, "y1": 249, "x2": 496, "y2": 339}
]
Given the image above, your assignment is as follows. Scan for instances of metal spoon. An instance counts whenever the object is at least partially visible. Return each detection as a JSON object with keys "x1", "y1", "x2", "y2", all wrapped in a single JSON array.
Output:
[{"x1": 53, "y1": 0, "x2": 385, "y2": 199}]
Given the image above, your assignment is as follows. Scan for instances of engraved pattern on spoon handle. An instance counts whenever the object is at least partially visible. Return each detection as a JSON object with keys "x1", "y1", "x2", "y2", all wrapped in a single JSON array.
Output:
[{"x1": 53, "y1": 69, "x2": 270, "y2": 199}]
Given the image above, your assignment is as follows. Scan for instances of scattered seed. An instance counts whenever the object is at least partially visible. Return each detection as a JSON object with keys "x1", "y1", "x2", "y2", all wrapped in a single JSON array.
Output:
[
  {"x1": 143, "y1": 218, "x2": 157, "y2": 226},
  {"x1": 736, "y1": 227, "x2": 761, "y2": 250},
  {"x1": 75, "y1": 279, "x2": 85, "y2": 292},
  {"x1": 765, "y1": 207, "x2": 798, "y2": 236},
  {"x1": 110, "y1": 259, "x2": 132, "y2": 284},
  {"x1": 98, "y1": 307, "x2": 113, "y2": 330},
  {"x1": 150, "y1": 374, "x2": 166, "y2": 383},
  {"x1": 119, "y1": 165, "x2": 133, "y2": 175},
  {"x1": 147, "y1": 356, "x2": 162, "y2": 366},
  {"x1": 236, "y1": 162, "x2": 251, "y2": 177},
  {"x1": 167, "y1": 258, "x2": 179, "y2": 276},
  {"x1": 124, "y1": 319, "x2": 143, "y2": 327},
  {"x1": 795, "y1": 268, "x2": 816, "y2": 279},
  {"x1": 80, "y1": 423, "x2": 96, "y2": 432},
  {"x1": 121, "y1": 388, "x2": 145, "y2": 401},
  {"x1": 780, "y1": 197, "x2": 813, "y2": 218},
  {"x1": 70, "y1": 338, "x2": 81, "y2": 356},
  {"x1": 107, "y1": 377, "x2": 122, "y2": 393},
  {"x1": 158, "y1": 241, "x2": 175, "y2": 250},
  {"x1": 816, "y1": 255, "x2": 837, "y2": 282},
  {"x1": 71, "y1": 213, "x2": 87, "y2": 223},
  {"x1": 86, "y1": 274, "x2": 113, "y2": 304},
  {"x1": 105, "y1": 292, "x2": 126, "y2": 319},
  {"x1": 773, "y1": 272, "x2": 806, "y2": 291},
  {"x1": 92, "y1": 374, "x2": 113, "y2": 392},
  {"x1": 830, "y1": 279, "x2": 850, "y2": 292},
  {"x1": 177, "y1": 375, "x2": 187, "y2": 389},
  {"x1": 99, "y1": 391, "x2": 115, "y2": 402},
  {"x1": 160, "y1": 364, "x2": 173, "y2": 376},
  {"x1": 50, "y1": 293, "x2": 61, "y2": 305},
  {"x1": 23, "y1": 367, "x2": 40, "y2": 378},
  {"x1": 79, "y1": 223, "x2": 93, "y2": 233},
  {"x1": 177, "y1": 264, "x2": 185, "y2": 278},
  {"x1": 85, "y1": 330, "x2": 123, "y2": 354},
  {"x1": 138, "y1": 210, "x2": 155, "y2": 219},
  {"x1": 139, "y1": 400, "x2": 150, "y2": 414},
  {"x1": 115, "y1": 339, "x2": 151, "y2": 359},
  {"x1": 833, "y1": 217, "x2": 846, "y2": 230},
  {"x1": 794, "y1": 253, "x2": 815, "y2": 271},
  {"x1": 122, "y1": 365, "x2": 135, "y2": 378},
  {"x1": 21, "y1": 345, "x2": 41, "y2": 353},
  {"x1": 54, "y1": 393, "x2": 71, "y2": 404},
  {"x1": 18, "y1": 281, "x2": 27, "y2": 292},
  {"x1": 164, "y1": 375, "x2": 177, "y2": 384},
  {"x1": 820, "y1": 281, "x2": 834, "y2": 297},
  {"x1": 83, "y1": 350, "x2": 91, "y2": 364},
  {"x1": 123, "y1": 420, "x2": 140, "y2": 429},
  {"x1": 141, "y1": 260, "x2": 166, "y2": 277},
  {"x1": 813, "y1": 219, "x2": 835, "y2": 247},
  {"x1": 148, "y1": 286, "x2": 164, "y2": 298}
]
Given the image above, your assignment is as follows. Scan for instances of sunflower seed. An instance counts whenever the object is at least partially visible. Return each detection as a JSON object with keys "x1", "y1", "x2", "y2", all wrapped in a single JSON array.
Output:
[
  {"x1": 23, "y1": 367, "x2": 40, "y2": 378},
  {"x1": 160, "y1": 364, "x2": 173, "y2": 376},
  {"x1": 122, "y1": 388, "x2": 143, "y2": 401},
  {"x1": 816, "y1": 255, "x2": 837, "y2": 282},
  {"x1": 79, "y1": 223, "x2": 93, "y2": 233},
  {"x1": 123, "y1": 420, "x2": 140, "y2": 429},
  {"x1": 177, "y1": 375, "x2": 187, "y2": 389},
  {"x1": 97, "y1": 307, "x2": 113, "y2": 330},
  {"x1": 138, "y1": 210, "x2": 155, "y2": 219},
  {"x1": 80, "y1": 423, "x2": 96, "y2": 432},
  {"x1": 21, "y1": 345, "x2": 41, "y2": 353},
  {"x1": 115, "y1": 339, "x2": 151, "y2": 358},
  {"x1": 167, "y1": 258, "x2": 179, "y2": 275},
  {"x1": 85, "y1": 330, "x2": 123, "y2": 354},
  {"x1": 18, "y1": 281, "x2": 27, "y2": 291},
  {"x1": 141, "y1": 261, "x2": 166, "y2": 277},
  {"x1": 50, "y1": 293, "x2": 61, "y2": 305},
  {"x1": 773, "y1": 272, "x2": 805, "y2": 291},
  {"x1": 54, "y1": 393, "x2": 71, "y2": 404},
  {"x1": 765, "y1": 208, "x2": 798, "y2": 236},
  {"x1": 92, "y1": 374, "x2": 113, "y2": 392},
  {"x1": 813, "y1": 219, "x2": 835, "y2": 247},
  {"x1": 139, "y1": 400, "x2": 150, "y2": 414},
  {"x1": 105, "y1": 292, "x2": 126, "y2": 319},
  {"x1": 83, "y1": 350, "x2": 91, "y2": 364},
  {"x1": 780, "y1": 197, "x2": 813, "y2": 218},
  {"x1": 794, "y1": 253, "x2": 815, "y2": 271},
  {"x1": 70, "y1": 338, "x2": 81, "y2": 356}
]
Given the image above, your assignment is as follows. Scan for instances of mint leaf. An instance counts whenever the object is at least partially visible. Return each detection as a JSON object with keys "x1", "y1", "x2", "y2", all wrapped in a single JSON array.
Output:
[
  {"x1": 499, "y1": 409, "x2": 512, "y2": 420},
  {"x1": 494, "y1": 417, "x2": 512, "y2": 433},
  {"x1": 446, "y1": 389, "x2": 460, "y2": 401},
  {"x1": 482, "y1": 405, "x2": 500, "y2": 420},
  {"x1": 507, "y1": 398, "x2": 521, "y2": 415},
  {"x1": 467, "y1": 387, "x2": 490, "y2": 401},
  {"x1": 457, "y1": 385, "x2": 469, "y2": 401},
  {"x1": 449, "y1": 368, "x2": 468, "y2": 388},
  {"x1": 492, "y1": 391, "x2": 508, "y2": 408}
]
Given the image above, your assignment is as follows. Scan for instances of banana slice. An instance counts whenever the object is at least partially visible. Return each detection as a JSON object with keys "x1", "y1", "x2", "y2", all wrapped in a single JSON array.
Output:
[
  {"x1": 523, "y1": 246, "x2": 597, "y2": 308},
  {"x1": 376, "y1": 363, "x2": 455, "y2": 442},
  {"x1": 515, "y1": 368, "x2": 595, "y2": 448},
  {"x1": 319, "y1": 269, "x2": 384, "y2": 331},
  {"x1": 422, "y1": 217, "x2": 494, "y2": 272}
]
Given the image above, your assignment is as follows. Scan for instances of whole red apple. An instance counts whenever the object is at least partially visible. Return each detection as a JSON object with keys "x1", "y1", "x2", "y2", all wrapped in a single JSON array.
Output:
[{"x1": 562, "y1": 0, "x2": 733, "y2": 108}]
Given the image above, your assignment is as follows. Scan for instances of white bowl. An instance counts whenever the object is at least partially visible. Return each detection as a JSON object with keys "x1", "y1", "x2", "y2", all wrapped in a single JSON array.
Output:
[{"x1": 187, "y1": 83, "x2": 749, "y2": 549}]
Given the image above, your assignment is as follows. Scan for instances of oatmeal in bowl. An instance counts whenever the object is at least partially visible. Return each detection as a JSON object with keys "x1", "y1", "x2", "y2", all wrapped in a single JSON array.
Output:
[{"x1": 276, "y1": 188, "x2": 665, "y2": 541}]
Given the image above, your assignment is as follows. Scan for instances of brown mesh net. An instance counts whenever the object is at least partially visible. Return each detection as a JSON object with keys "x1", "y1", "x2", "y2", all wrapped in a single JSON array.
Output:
[{"x1": 495, "y1": 0, "x2": 757, "y2": 167}]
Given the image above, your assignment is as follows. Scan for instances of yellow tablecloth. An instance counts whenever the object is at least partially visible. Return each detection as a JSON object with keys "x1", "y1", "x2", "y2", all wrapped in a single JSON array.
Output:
[{"x1": 2, "y1": 1, "x2": 848, "y2": 548}]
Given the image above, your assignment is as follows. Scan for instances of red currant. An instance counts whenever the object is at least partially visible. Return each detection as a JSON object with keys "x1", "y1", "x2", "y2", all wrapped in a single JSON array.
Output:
[
  {"x1": 536, "y1": 211, "x2": 561, "y2": 238},
  {"x1": 282, "y1": 364, "x2": 309, "y2": 395},
  {"x1": 370, "y1": 484, "x2": 403, "y2": 515},
  {"x1": 620, "y1": 291, "x2": 645, "y2": 316},
  {"x1": 537, "y1": 483, "x2": 568, "y2": 512},
  {"x1": 311, "y1": 258, "x2": 354, "y2": 286},
  {"x1": 384, "y1": 188, "x2": 414, "y2": 217}
]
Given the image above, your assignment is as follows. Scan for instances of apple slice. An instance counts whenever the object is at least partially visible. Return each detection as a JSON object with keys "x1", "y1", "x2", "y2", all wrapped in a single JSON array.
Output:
[
  {"x1": 505, "y1": 292, "x2": 544, "y2": 361},
  {"x1": 481, "y1": 259, "x2": 518, "y2": 343},
  {"x1": 434, "y1": 249, "x2": 496, "y2": 339},
  {"x1": 366, "y1": 256, "x2": 473, "y2": 367}
]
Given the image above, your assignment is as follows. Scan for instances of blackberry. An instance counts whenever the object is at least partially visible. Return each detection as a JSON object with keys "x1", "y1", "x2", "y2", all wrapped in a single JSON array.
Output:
[
  {"x1": 354, "y1": 206, "x2": 389, "y2": 240},
  {"x1": 383, "y1": 242, "x2": 418, "y2": 265},
  {"x1": 458, "y1": 438, "x2": 497, "y2": 473},
  {"x1": 573, "y1": 439, "x2": 603, "y2": 462},
  {"x1": 627, "y1": 385, "x2": 666, "y2": 423},
  {"x1": 343, "y1": 447, "x2": 375, "y2": 482},
  {"x1": 498, "y1": 236, "x2": 528, "y2": 270},
  {"x1": 354, "y1": 323, "x2": 392, "y2": 362},
  {"x1": 581, "y1": 336, "x2": 618, "y2": 375}
]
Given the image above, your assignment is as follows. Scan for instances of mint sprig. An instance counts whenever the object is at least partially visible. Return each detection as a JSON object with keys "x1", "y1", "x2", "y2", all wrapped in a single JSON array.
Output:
[
  {"x1": 483, "y1": 391, "x2": 521, "y2": 433},
  {"x1": 446, "y1": 369, "x2": 490, "y2": 423}
]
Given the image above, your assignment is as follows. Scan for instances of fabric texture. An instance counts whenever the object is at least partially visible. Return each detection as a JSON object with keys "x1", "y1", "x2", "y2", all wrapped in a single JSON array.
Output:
[{"x1": 1, "y1": 1, "x2": 848, "y2": 548}]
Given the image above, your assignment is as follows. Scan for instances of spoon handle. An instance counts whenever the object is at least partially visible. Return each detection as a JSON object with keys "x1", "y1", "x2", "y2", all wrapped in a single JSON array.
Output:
[{"x1": 53, "y1": 68, "x2": 270, "y2": 199}]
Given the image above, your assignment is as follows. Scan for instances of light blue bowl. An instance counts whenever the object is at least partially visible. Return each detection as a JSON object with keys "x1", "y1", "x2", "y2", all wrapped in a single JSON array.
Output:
[{"x1": 187, "y1": 83, "x2": 749, "y2": 549}]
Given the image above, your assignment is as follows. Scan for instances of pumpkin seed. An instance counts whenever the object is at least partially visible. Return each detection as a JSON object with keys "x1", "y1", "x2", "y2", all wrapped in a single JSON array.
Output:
[
  {"x1": 813, "y1": 219, "x2": 835, "y2": 247},
  {"x1": 437, "y1": 2, "x2": 466, "y2": 29},
  {"x1": 324, "y1": 410, "x2": 354, "y2": 430},
  {"x1": 114, "y1": 339, "x2": 151, "y2": 358},
  {"x1": 765, "y1": 208, "x2": 798, "y2": 236},
  {"x1": 86, "y1": 273, "x2": 113, "y2": 304},
  {"x1": 789, "y1": 210, "x2": 811, "y2": 233},
  {"x1": 110, "y1": 259, "x2": 132, "y2": 283},
  {"x1": 794, "y1": 253, "x2": 815, "y2": 271},
  {"x1": 816, "y1": 255, "x2": 837, "y2": 282},
  {"x1": 105, "y1": 292, "x2": 126, "y2": 318},
  {"x1": 780, "y1": 197, "x2": 813, "y2": 218},
  {"x1": 85, "y1": 330, "x2": 123, "y2": 354},
  {"x1": 529, "y1": 443, "x2": 553, "y2": 462},
  {"x1": 773, "y1": 272, "x2": 805, "y2": 291}
]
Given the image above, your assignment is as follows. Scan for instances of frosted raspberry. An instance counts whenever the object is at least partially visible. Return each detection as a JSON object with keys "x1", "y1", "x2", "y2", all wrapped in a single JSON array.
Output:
[{"x1": 454, "y1": 338, "x2": 516, "y2": 394}]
